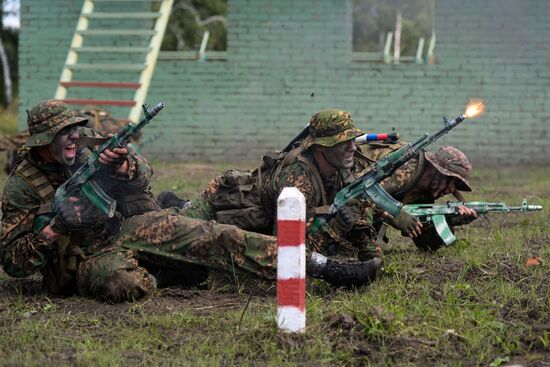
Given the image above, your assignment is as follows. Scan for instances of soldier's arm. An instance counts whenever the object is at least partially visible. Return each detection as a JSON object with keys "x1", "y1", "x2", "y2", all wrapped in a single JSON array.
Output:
[
  {"x1": 273, "y1": 164, "x2": 357, "y2": 254},
  {"x1": 96, "y1": 144, "x2": 153, "y2": 189},
  {"x1": 0, "y1": 176, "x2": 52, "y2": 277}
]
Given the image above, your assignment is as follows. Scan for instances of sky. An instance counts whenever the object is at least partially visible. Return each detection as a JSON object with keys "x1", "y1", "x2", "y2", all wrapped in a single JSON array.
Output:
[{"x1": 2, "y1": 0, "x2": 20, "y2": 29}]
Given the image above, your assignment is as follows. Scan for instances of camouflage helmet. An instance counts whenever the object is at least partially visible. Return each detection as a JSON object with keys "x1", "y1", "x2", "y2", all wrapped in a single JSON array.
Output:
[
  {"x1": 302, "y1": 109, "x2": 364, "y2": 149},
  {"x1": 23, "y1": 100, "x2": 88, "y2": 148},
  {"x1": 425, "y1": 145, "x2": 472, "y2": 191}
]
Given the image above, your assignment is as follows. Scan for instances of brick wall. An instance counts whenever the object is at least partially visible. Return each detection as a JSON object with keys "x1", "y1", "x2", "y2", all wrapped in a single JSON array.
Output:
[{"x1": 19, "y1": 0, "x2": 550, "y2": 164}]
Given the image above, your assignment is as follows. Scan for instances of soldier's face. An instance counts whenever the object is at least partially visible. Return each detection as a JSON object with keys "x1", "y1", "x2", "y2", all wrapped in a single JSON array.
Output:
[
  {"x1": 324, "y1": 139, "x2": 357, "y2": 169},
  {"x1": 429, "y1": 172, "x2": 457, "y2": 199},
  {"x1": 48, "y1": 125, "x2": 80, "y2": 166}
]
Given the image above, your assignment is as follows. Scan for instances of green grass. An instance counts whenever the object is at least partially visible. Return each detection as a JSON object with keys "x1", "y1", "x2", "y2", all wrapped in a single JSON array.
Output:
[
  {"x1": 0, "y1": 104, "x2": 19, "y2": 135},
  {"x1": 0, "y1": 151, "x2": 548, "y2": 366}
]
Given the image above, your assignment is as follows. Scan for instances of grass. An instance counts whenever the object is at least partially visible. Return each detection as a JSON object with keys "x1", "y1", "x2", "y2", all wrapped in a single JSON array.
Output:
[
  {"x1": 0, "y1": 104, "x2": 19, "y2": 135},
  {"x1": 0, "y1": 151, "x2": 548, "y2": 366}
]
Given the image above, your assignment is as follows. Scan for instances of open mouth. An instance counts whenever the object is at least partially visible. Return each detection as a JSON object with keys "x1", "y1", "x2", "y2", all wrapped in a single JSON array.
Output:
[{"x1": 64, "y1": 144, "x2": 76, "y2": 159}]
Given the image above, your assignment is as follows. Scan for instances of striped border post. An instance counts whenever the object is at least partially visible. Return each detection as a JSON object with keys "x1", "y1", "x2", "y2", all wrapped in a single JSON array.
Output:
[{"x1": 276, "y1": 187, "x2": 306, "y2": 333}]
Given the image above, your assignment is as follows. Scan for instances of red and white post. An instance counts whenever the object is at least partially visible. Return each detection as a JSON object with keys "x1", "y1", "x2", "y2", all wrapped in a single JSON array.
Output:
[{"x1": 276, "y1": 187, "x2": 306, "y2": 333}]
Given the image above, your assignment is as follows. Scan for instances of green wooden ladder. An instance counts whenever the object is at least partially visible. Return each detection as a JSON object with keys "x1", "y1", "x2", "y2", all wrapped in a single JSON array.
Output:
[{"x1": 54, "y1": 0, "x2": 174, "y2": 122}]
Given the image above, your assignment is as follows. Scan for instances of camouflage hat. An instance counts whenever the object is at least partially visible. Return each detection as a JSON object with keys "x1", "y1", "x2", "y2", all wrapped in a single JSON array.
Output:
[
  {"x1": 425, "y1": 146, "x2": 472, "y2": 192},
  {"x1": 24, "y1": 100, "x2": 88, "y2": 148},
  {"x1": 302, "y1": 109, "x2": 364, "y2": 149}
]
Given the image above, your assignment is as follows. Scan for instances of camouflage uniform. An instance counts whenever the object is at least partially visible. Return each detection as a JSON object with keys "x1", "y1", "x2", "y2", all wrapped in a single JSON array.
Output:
[
  {"x1": 185, "y1": 110, "x2": 380, "y2": 261},
  {"x1": 360, "y1": 141, "x2": 473, "y2": 251},
  {"x1": 0, "y1": 100, "x2": 277, "y2": 302},
  {"x1": 1, "y1": 107, "x2": 138, "y2": 174}
]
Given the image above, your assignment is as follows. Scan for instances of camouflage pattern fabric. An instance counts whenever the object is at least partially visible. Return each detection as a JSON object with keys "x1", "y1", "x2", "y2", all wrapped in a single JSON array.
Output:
[
  {"x1": 261, "y1": 150, "x2": 379, "y2": 260},
  {"x1": 425, "y1": 146, "x2": 472, "y2": 192},
  {"x1": 360, "y1": 142, "x2": 474, "y2": 252},
  {"x1": 357, "y1": 141, "x2": 427, "y2": 204},
  {"x1": 1, "y1": 105, "x2": 137, "y2": 174},
  {"x1": 302, "y1": 109, "x2": 364, "y2": 149},
  {"x1": 0, "y1": 148, "x2": 278, "y2": 302},
  {"x1": 24, "y1": 100, "x2": 89, "y2": 148},
  {"x1": 1, "y1": 100, "x2": 279, "y2": 302}
]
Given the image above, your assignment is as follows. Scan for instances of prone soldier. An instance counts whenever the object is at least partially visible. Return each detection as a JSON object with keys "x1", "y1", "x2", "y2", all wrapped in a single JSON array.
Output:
[
  {"x1": 181, "y1": 109, "x2": 423, "y2": 286},
  {"x1": 359, "y1": 141, "x2": 478, "y2": 251},
  {"x1": 0, "y1": 100, "x2": 284, "y2": 302}
]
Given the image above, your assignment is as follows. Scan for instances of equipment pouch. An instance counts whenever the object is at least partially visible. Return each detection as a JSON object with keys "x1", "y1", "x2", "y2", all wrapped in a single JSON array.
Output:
[{"x1": 215, "y1": 206, "x2": 271, "y2": 231}]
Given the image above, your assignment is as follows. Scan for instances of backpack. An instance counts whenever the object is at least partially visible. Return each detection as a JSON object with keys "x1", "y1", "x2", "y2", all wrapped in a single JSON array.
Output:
[{"x1": 210, "y1": 145, "x2": 326, "y2": 233}]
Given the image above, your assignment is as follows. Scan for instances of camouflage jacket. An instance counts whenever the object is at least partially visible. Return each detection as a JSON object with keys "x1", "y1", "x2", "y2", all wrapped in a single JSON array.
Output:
[
  {"x1": 261, "y1": 149, "x2": 375, "y2": 257},
  {"x1": 358, "y1": 141, "x2": 432, "y2": 205},
  {"x1": 0, "y1": 146, "x2": 155, "y2": 278}
]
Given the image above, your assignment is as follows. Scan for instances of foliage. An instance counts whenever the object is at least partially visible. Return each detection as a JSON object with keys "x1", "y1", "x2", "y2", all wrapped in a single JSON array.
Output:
[
  {"x1": 0, "y1": 0, "x2": 18, "y2": 107},
  {"x1": 353, "y1": 0, "x2": 436, "y2": 55},
  {"x1": 161, "y1": 0, "x2": 227, "y2": 51},
  {"x1": 0, "y1": 161, "x2": 548, "y2": 366}
]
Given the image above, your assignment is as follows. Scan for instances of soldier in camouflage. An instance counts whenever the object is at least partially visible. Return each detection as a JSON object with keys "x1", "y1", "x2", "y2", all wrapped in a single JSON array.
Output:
[
  {"x1": 0, "y1": 100, "x2": 279, "y2": 302},
  {"x1": 360, "y1": 141, "x2": 477, "y2": 251},
  {"x1": 182, "y1": 109, "x2": 423, "y2": 285}
]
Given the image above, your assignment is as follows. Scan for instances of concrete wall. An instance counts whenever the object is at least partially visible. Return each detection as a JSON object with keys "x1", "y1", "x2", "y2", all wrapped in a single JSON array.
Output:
[{"x1": 19, "y1": 0, "x2": 550, "y2": 164}]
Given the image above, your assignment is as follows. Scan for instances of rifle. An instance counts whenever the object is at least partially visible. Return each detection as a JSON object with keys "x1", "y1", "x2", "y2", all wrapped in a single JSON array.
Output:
[
  {"x1": 403, "y1": 199, "x2": 543, "y2": 246},
  {"x1": 311, "y1": 102, "x2": 485, "y2": 232},
  {"x1": 34, "y1": 102, "x2": 165, "y2": 231}
]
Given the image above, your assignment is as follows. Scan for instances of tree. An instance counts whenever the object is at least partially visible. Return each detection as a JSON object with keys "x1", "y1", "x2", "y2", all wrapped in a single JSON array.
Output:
[
  {"x1": 352, "y1": 0, "x2": 435, "y2": 57},
  {"x1": 161, "y1": 0, "x2": 227, "y2": 52},
  {"x1": 0, "y1": 0, "x2": 18, "y2": 108}
]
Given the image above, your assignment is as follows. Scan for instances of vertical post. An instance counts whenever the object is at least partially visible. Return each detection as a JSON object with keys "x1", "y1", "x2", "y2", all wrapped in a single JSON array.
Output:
[
  {"x1": 393, "y1": 11, "x2": 402, "y2": 64},
  {"x1": 276, "y1": 187, "x2": 306, "y2": 333},
  {"x1": 383, "y1": 32, "x2": 393, "y2": 64},
  {"x1": 427, "y1": 32, "x2": 436, "y2": 64},
  {"x1": 415, "y1": 37, "x2": 425, "y2": 64},
  {"x1": 198, "y1": 30, "x2": 210, "y2": 62}
]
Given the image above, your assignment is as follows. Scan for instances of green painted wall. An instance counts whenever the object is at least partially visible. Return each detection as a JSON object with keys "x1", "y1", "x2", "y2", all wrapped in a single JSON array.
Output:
[{"x1": 19, "y1": 0, "x2": 550, "y2": 164}]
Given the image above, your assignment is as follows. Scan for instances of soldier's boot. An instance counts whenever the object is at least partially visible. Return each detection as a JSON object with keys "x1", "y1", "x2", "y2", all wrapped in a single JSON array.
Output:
[
  {"x1": 157, "y1": 191, "x2": 190, "y2": 209},
  {"x1": 307, "y1": 252, "x2": 382, "y2": 287}
]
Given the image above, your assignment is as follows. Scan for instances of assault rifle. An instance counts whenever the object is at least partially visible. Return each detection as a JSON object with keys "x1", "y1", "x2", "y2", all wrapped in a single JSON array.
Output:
[
  {"x1": 34, "y1": 102, "x2": 165, "y2": 231},
  {"x1": 311, "y1": 102, "x2": 485, "y2": 232},
  {"x1": 403, "y1": 199, "x2": 543, "y2": 246}
]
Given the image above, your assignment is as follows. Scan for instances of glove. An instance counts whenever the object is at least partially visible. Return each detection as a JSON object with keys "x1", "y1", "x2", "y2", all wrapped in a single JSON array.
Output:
[
  {"x1": 334, "y1": 198, "x2": 367, "y2": 231},
  {"x1": 51, "y1": 196, "x2": 108, "y2": 233},
  {"x1": 387, "y1": 210, "x2": 421, "y2": 238},
  {"x1": 335, "y1": 205, "x2": 355, "y2": 231}
]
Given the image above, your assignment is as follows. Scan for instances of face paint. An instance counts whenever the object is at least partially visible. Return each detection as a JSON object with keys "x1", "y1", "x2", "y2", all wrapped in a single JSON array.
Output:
[
  {"x1": 429, "y1": 172, "x2": 457, "y2": 199},
  {"x1": 47, "y1": 125, "x2": 80, "y2": 166},
  {"x1": 323, "y1": 139, "x2": 356, "y2": 169}
]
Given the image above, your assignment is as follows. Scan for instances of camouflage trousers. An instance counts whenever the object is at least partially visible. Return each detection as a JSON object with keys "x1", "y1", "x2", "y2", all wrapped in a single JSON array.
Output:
[
  {"x1": 182, "y1": 192, "x2": 383, "y2": 261},
  {"x1": 51, "y1": 209, "x2": 278, "y2": 303}
]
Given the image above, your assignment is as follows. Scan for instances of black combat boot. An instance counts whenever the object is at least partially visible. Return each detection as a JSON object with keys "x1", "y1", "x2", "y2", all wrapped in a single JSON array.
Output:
[
  {"x1": 157, "y1": 191, "x2": 190, "y2": 209},
  {"x1": 307, "y1": 252, "x2": 382, "y2": 287}
]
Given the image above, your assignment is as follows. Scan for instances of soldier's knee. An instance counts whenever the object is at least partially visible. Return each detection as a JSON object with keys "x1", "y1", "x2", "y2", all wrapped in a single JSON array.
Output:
[{"x1": 100, "y1": 267, "x2": 157, "y2": 303}]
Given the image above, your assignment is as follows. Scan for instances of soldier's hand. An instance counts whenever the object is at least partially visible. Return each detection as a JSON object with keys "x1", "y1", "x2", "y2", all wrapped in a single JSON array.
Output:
[
  {"x1": 457, "y1": 205, "x2": 477, "y2": 217},
  {"x1": 100, "y1": 146, "x2": 128, "y2": 165},
  {"x1": 389, "y1": 210, "x2": 422, "y2": 238},
  {"x1": 99, "y1": 134, "x2": 130, "y2": 175},
  {"x1": 336, "y1": 205, "x2": 355, "y2": 231},
  {"x1": 335, "y1": 198, "x2": 366, "y2": 231},
  {"x1": 51, "y1": 196, "x2": 108, "y2": 233},
  {"x1": 450, "y1": 205, "x2": 478, "y2": 226}
]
